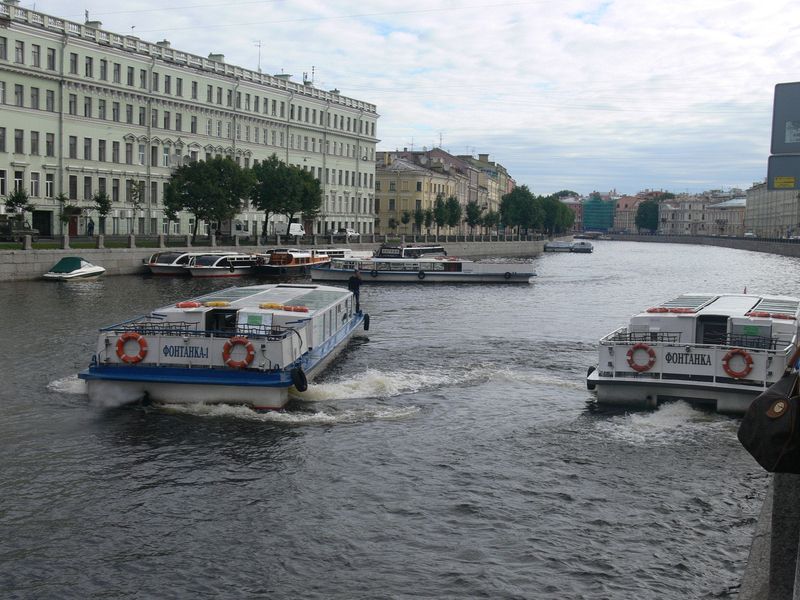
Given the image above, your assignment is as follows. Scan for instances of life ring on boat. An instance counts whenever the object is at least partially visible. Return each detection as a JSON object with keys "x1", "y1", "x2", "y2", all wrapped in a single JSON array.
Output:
[
  {"x1": 771, "y1": 313, "x2": 797, "y2": 320},
  {"x1": 626, "y1": 343, "x2": 656, "y2": 372},
  {"x1": 370, "y1": 269, "x2": 378, "y2": 278},
  {"x1": 504, "y1": 272, "x2": 512, "y2": 280},
  {"x1": 646, "y1": 307, "x2": 669, "y2": 313},
  {"x1": 418, "y1": 270, "x2": 426, "y2": 280},
  {"x1": 291, "y1": 367, "x2": 308, "y2": 392},
  {"x1": 222, "y1": 336, "x2": 255, "y2": 369},
  {"x1": 668, "y1": 307, "x2": 695, "y2": 314},
  {"x1": 722, "y1": 348, "x2": 753, "y2": 379},
  {"x1": 205, "y1": 301, "x2": 230, "y2": 307},
  {"x1": 176, "y1": 301, "x2": 202, "y2": 309},
  {"x1": 116, "y1": 332, "x2": 148, "y2": 364},
  {"x1": 747, "y1": 311, "x2": 771, "y2": 318}
]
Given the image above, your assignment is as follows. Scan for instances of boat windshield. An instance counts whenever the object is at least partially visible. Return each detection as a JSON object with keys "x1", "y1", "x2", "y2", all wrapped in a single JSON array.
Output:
[
  {"x1": 151, "y1": 252, "x2": 184, "y2": 264},
  {"x1": 194, "y1": 255, "x2": 226, "y2": 266}
]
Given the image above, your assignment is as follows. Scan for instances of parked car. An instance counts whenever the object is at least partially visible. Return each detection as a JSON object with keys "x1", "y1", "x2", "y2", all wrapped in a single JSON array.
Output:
[
  {"x1": 336, "y1": 228, "x2": 360, "y2": 240},
  {"x1": 744, "y1": 232, "x2": 757, "y2": 238}
]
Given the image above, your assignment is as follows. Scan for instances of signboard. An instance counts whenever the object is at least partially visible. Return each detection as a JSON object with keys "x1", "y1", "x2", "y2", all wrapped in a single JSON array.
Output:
[{"x1": 768, "y1": 155, "x2": 800, "y2": 190}]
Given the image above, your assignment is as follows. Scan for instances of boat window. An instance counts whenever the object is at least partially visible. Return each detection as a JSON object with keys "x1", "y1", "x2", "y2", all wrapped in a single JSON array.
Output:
[
  {"x1": 696, "y1": 315, "x2": 728, "y2": 345},
  {"x1": 206, "y1": 309, "x2": 238, "y2": 334}
]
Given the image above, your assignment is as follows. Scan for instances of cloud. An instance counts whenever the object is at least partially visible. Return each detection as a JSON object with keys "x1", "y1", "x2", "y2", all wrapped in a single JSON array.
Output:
[{"x1": 36, "y1": 0, "x2": 800, "y2": 194}]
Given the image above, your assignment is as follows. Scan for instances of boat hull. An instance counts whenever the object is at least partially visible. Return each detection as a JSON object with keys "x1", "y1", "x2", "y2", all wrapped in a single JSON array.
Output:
[
  {"x1": 187, "y1": 267, "x2": 253, "y2": 278},
  {"x1": 253, "y1": 262, "x2": 329, "y2": 277},
  {"x1": 42, "y1": 267, "x2": 106, "y2": 280},
  {"x1": 311, "y1": 268, "x2": 533, "y2": 284}
]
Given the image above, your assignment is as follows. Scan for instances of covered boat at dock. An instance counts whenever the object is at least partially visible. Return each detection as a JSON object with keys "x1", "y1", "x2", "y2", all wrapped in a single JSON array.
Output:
[
  {"x1": 42, "y1": 257, "x2": 105, "y2": 280},
  {"x1": 79, "y1": 283, "x2": 369, "y2": 409},
  {"x1": 587, "y1": 293, "x2": 800, "y2": 414}
]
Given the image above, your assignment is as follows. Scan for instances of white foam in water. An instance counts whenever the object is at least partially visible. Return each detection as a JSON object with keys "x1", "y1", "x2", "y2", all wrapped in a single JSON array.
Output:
[
  {"x1": 158, "y1": 402, "x2": 420, "y2": 425},
  {"x1": 298, "y1": 367, "x2": 456, "y2": 402},
  {"x1": 594, "y1": 401, "x2": 732, "y2": 446},
  {"x1": 47, "y1": 375, "x2": 87, "y2": 395}
]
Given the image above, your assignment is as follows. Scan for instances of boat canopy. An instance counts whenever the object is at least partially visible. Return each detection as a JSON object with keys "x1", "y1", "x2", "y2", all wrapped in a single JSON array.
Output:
[{"x1": 48, "y1": 257, "x2": 91, "y2": 273}]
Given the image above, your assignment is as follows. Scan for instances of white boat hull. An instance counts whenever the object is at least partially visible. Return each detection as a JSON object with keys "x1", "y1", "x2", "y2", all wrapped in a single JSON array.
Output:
[
  {"x1": 42, "y1": 266, "x2": 106, "y2": 280},
  {"x1": 311, "y1": 268, "x2": 533, "y2": 284}
]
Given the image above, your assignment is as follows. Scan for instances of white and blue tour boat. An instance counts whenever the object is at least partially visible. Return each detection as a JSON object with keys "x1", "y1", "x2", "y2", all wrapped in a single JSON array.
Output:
[
  {"x1": 79, "y1": 283, "x2": 369, "y2": 409},
  {"x1": 310, "y1": 255, "x2": 535, "y2": 284},
  {"x1": 587, "y1": 293, "x2": 800, "y2": 414}
]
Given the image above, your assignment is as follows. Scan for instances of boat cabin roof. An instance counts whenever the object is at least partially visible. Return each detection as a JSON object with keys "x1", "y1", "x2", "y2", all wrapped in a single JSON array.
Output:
[
  {"x1": 639, "y1": 293, "x2": 800, "y2": 319},
  {"x1": 159, "y1": 284, "x2": 349, "y2": 315}
]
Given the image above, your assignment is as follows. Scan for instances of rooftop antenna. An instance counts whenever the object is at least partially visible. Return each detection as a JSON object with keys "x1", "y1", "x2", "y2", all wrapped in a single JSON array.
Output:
[
  {"x1": 130, "y1": 25, "x2": 135, "y2": 35},
  {"x1": 85, "y1": 9, "x2": 89, "y2": 22},
  {"x1": 254, "y1": 40, "x2": 262, "y2": 73},
  {"x1": 438, "y1": 131, "x2": 444, "y2": 148}
]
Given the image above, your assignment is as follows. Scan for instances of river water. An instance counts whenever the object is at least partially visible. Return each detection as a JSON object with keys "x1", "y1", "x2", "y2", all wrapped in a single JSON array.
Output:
[{"x1": 2, "y1": 241, "x2": 799, "y2": 599}]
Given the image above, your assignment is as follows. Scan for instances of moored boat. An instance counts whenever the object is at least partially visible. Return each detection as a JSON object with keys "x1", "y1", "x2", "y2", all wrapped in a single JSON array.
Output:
[
  {"x1": 543, "y1": 241, "x2": 573, "y2": 252},
  {"x1": 311, "y1": 256, "x2": 535, "y2": 284},
  {"x1": 186, "y1": 252, "x2": 260, "y2": 277},
  {"x1": 42, "y1": 256, "x2": 105, "y2": 280},
  {"x1": 78, "y1": 283, "x2": 369, "y2": 409},
  {"x1": 570, "y1": 241, "x2": 593, "y2": 253},
  {"x1": 144, "y1": 250, "x2": 230, "y2": 275},
  {"x1": 374, "y1": 244, "x2": 447, "y2": 258},
  {"x1": 587, "y1": 293, "x2": 800, "y2": 414},
  {"x1": 253, "y1": 248, "x2": 331, "y2": 277}
]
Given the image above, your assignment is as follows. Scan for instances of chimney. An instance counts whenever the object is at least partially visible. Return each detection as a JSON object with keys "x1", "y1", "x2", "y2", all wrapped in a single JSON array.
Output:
[
  {"x1": 156, "y1": 40, "x2": 171, "y2": 48},
  {"x1": 208, "y1": 53, "x2": 225, "y2": 63},
  {"x1": 274, "y1": 73, "x2": 292, "y2": 81},
  {"x1": 86, "y1": 20, "x2": 103, "y2": 29},
  {"x1": 478, "y1": 153, "x2": 489, "y2": 162}
]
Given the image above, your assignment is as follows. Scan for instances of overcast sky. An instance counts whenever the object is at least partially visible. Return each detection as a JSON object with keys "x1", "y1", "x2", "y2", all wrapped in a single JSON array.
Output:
[{"x1": 29, "y1": 0, "x2": 800, "y2": 195}]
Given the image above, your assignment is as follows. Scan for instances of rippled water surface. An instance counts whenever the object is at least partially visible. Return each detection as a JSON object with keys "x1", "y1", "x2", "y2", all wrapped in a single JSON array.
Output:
[{"x1": 2, "y1": 241, "x2": 795, "y2": 599}]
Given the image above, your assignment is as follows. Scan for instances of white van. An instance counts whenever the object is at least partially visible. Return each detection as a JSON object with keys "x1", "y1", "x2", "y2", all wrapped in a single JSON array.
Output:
[{"x1": 275, "y1": 222, "x2": 305, "y2": 237}]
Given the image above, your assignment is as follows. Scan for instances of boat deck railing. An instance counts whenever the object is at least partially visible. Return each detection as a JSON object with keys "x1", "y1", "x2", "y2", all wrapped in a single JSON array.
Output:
[
  {"x1": 103, "y1": 319, "x2": 294, "y2": 340},
  {"x1": 605, "y1": 328, "x2": 780, "y2": 350}
]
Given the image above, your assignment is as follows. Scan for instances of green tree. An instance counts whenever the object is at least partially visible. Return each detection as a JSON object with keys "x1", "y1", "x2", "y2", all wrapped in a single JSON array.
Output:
[
  {"x1": 388, "y1": 217, "x2": 398, "y2": 233},
  {"x1": 482, "y1": 210, "x2": 500, "y2": 234},
  {"x1": 92, "y1": 191, "x2": 112, "y2": 234},
  {"x1": 5, "y1": 188, "x2": 33, "y2": 216},
  {"x1": 445, "y1": 196, "x2": 461, "y2": 231},
  {"x1": 424, "y1": 208, "x2": 434, "y2": 234},
  {"x1": 433, "y1": 193, "x2": 447, "y2": 236},
  {"x1": 635, "y1": 199, "x2": 659, "y2": 232},
  {"x1": 164, "y1": 157, "x2": 255, "y2": 242},
  {"x1": 500, "y1": 185, "x2": 542, "y2": 234},
  {"x1": 400, "y1": 210, "x2": 411, "y2": 233},
  {"x1": 465, "y1": 201, "x2": 483, "y2": 233},
  {"x1": 250, "y1": 155, "x2": 322, "y2": 236},
  {"x1": 413, "y1": 207, "x2": 424, "y2": 234}
]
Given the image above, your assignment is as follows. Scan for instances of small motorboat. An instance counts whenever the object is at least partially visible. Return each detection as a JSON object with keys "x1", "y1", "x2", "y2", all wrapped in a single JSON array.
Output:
[{"x1": 42, "y1": 257, "x2": 105, "y2": 280}]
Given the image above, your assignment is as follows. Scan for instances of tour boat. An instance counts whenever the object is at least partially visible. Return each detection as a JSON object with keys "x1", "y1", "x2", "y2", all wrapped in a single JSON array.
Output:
[
  {"x1": 144, "y1": 251, "x2": 230, "y2": 276},
  {"x1": 253, "y1": 249, "x2": 332, "y2": 277},
  {"x1": 186, "y1": 252, "x2": 260, "y2": 277},
  {"x1": 570, "y1": 241, "x2": 594, "y2": 253},
  {"x1": 42, "y1": 257, "x2": 105, "y2": 280},
  {"x1": 374, "y1": 244, "x2": 447, "y2": 258},
  {"x1": 310, "y1": 256, "x2": 535, "y2": 284},
  {"x1": 587, "y1": 293, "x2": 800, "y2": 414},
  {"x1": 78, "y1": 283, "x2": 369, "y2": 409}
]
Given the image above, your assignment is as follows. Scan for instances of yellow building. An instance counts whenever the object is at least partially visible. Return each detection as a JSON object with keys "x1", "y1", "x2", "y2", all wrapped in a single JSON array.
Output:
[{"x1": 374, "y1": 158, "x2": 459, "y2": 235}]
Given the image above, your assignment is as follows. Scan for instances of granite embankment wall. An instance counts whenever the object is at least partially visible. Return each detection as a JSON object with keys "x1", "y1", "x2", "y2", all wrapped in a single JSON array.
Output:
[
  {"x1": 0, "y1": 238, "x2": 547, "y2": 281},
  {"x1": 611, "y1": 234, "x2": 800, "y2": 258}
]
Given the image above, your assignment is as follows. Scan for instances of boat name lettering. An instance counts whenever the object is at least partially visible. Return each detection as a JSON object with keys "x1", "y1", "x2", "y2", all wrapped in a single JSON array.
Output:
[
  {"x1": 664, "y1": 352, "x2": 711, "y2": 365},
  {"x1": 162, "y1": 345, "x2": 209, "y2": 359}
]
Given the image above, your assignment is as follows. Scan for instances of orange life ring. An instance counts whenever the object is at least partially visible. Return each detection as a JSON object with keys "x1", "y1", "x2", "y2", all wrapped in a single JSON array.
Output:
[
  {"x1": 646, "y1": 307, "x2": 669, "y2": 313},
  {"x1": 722, "y1": 348, "x2": 753, "y2": 379},
  {"x1": 176, "y1": 301, "x2": 202, "y2": 309},
  {"x1": 222, "y1": 336, "x2": 255, "y2": 369},
  {"x1": 668, "y1": 307, "x2": 695, "y2": 314},
  {"x1": 771, "y1": 313, "x2": 797, "y2": 320},
  {"x1": 116, "y1": 332, "x2": 148, "y2": 364},
  {"x1": 626, "y1": 343, "x2": 656, "y2": 372},
  {"x1": 746, "y1": 311, "x2": 771, "y2": 318}
]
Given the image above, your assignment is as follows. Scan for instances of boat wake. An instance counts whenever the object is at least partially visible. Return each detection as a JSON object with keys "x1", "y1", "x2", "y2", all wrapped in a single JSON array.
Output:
[
  {"x1": 47, "y1": 374, "x2": 87, "y2": 395},
  {"x1": 592, "y1": 401, "x2": 734, "y2": 446},
  {"x1": 300, "y1": 367, "x2": 455, "y2": 401},
  {"x1": 157, "y1": 401, "x2": 420, "y2": 425}
]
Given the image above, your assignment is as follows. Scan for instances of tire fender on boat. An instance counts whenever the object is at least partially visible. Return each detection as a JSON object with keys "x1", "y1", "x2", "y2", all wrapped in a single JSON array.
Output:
[
  {"x1": 417, "y1": 271, "x2": 426, "y2": 280},
  {"x1": 504, "y1": 272, "x2": 512, "y2": 280},
  {"x1": 116, "y1": 332, "x2": 148, "y2": 364},
  {"x1": 626, "y1": 343, "x2": 656, "y2": 372},
  {"x1": 222, "y1": 336, "x2": 255, "y2": 369},
  {"x1": 722, "y1": 348, "x2": 753, "y2": 379},
  {"x1": 363, "y1": 313, "x2": 370, "y2": 331},
  {"x1": 291, "y1": 367, "x2": 308, "y2": 392},
  {"x1": 370, "y1": 269, "x2": 378, "y2": 278},
  {"x1": 586, "y1": 365, "x2": 597, "y2": 390}
]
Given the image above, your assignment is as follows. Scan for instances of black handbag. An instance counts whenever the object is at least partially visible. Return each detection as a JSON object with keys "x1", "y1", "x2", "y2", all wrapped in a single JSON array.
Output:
[{"x1": 738, "y1": 370, "x2": 800, "y2": 473}]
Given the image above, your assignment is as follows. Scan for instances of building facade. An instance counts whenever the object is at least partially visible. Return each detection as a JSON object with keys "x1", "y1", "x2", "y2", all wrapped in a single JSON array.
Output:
[
  {"x1": 0, "y1": 1, "x2": 378, "y2": 237},
  {"x1": 746, "y1": 182, "x2": 800, "y2": 238}
]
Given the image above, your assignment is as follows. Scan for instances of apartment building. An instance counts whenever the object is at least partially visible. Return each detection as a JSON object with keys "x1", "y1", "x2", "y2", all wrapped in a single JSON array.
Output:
[
  {"x1": 0, "y1": 1, "x2": 378, "y2": 236},
  {"x1": 746, "y1": 182, "x2": 800, "y2": 238},
  {"x1": 374, "y1": 157, "x2": 459, "y2": 235}
]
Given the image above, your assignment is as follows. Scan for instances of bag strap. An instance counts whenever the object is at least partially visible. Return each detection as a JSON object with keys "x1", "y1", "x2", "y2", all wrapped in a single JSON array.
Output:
[{"x1": 787, "y1": 344, "x2": 800, "y2": 376}]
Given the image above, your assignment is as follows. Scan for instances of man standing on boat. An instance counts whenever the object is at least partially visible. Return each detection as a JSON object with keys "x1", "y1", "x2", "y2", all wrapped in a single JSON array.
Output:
[{"x1": 348, "y1": 269, "x2": 362, "y2": 313}]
